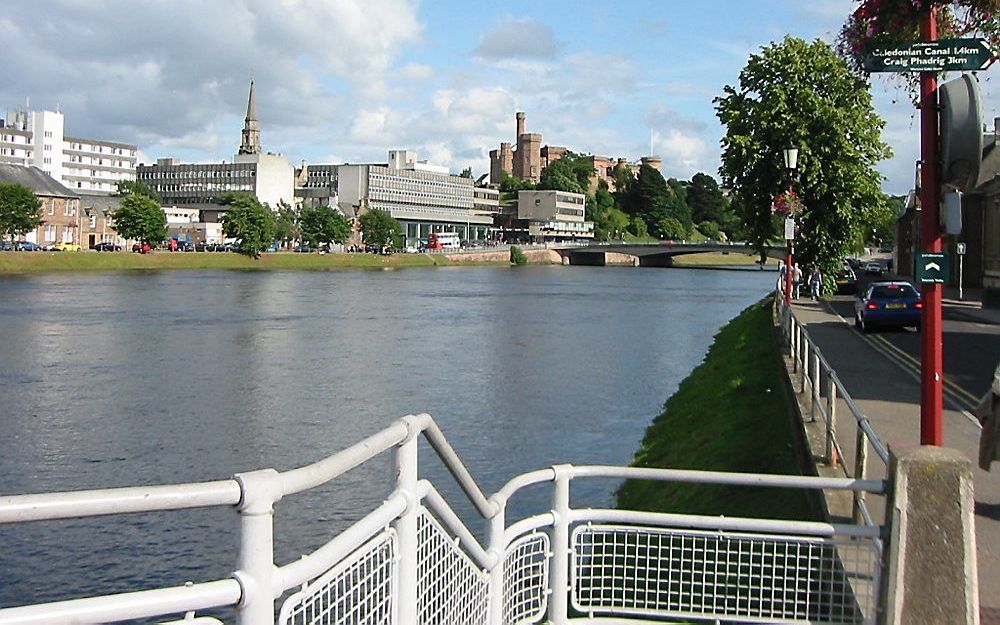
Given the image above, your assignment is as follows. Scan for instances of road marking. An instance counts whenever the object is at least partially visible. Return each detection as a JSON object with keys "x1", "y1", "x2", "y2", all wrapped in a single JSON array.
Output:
[{"x1": 870, "y1": 334, "x2": 982, "y2": 405}]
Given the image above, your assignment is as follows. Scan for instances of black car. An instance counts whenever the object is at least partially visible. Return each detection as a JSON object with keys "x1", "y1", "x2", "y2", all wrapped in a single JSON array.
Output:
[
  {"x1": 92, "y1": 242, "x2": 122, "y2": 252},
  {"x1": 177, "y1": 240, "x2": 195, "y2": 252},
  {"x1": 835, "y1": 267, "x2": 858, "y2": 295}
]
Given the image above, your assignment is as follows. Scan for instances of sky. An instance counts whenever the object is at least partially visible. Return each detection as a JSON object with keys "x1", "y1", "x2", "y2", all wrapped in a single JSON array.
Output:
[{"x1": 2, "y1": 0, "x2": 997, "y2": 195}]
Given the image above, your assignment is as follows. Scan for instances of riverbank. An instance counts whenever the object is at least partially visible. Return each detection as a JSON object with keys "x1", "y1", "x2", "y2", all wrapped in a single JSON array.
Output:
[
  {"x1": 616, "y1": 297, "x2": 816, "y2": 520},
  {"x1": 0, "y1": 251, "x2": 470, "y2": 273}
]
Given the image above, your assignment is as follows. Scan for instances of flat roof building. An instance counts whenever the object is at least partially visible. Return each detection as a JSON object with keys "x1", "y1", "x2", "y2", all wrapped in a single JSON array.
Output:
[{"x1": 517, "y1": 190, "x2": 594, "y2": 242}]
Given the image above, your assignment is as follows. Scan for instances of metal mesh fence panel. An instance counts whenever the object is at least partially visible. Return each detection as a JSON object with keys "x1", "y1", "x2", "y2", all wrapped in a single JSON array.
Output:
[
  {"x1": 416, "y1": 507, "x2": 489, "y2": 625},
  {"x1": 278, "y1": 529, "x2": 396, "y2": 625},
  {"x1": 571, "y1": 524, "x2": 880, "y2": 624},
  {"x1": 502, "y1": 531, "x2": 550, "y2": 625}
]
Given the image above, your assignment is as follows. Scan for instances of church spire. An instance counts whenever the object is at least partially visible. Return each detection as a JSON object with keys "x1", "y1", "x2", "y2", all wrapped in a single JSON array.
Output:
[{"x1": 239, "y1": 79, "x2": 261, "y2": 155}]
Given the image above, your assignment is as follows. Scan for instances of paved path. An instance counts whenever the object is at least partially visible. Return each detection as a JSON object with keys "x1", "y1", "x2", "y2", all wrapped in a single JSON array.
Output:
[{"x1": 788, "y1": 293, "x2": 1000, "y2": 620}]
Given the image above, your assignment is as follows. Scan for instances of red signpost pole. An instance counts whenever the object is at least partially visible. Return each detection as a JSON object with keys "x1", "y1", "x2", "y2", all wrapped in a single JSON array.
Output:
[
  {"x1": 785, "y1": 240, "x2": 793, "y2": 304},
  {"x1": 919, "y1": 6, "x2": 943, "y2": 446}
]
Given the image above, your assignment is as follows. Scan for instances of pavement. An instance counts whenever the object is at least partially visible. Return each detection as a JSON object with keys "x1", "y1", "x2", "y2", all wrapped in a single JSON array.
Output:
[{"x1": 785, "y1": 285, "x2": 1000, "y2": 621}]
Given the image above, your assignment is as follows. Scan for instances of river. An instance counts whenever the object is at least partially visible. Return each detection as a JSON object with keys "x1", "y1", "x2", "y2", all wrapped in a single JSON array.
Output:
[{"x1": 0, "y1": 265, "x2": 773, "y2": 610}]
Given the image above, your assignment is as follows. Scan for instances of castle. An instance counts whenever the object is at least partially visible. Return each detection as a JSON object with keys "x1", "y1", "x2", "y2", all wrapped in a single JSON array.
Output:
[{"x1": 488, "y1": 111, "x2": 662, "y2": 193}]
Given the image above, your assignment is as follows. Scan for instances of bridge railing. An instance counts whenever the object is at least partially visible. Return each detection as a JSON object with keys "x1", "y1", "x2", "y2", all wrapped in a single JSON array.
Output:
[
  {"x1": 0, "y1": 413, "x2": 887, "y2": 625},
  {"x1": 775, "y1": 295, "x2": 890, "y2": 529}
]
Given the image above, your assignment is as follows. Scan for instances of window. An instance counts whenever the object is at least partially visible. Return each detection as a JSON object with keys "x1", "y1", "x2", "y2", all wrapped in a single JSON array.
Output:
[
  {"x1": 44, "y1": 144, "x2": 51, "y2": 151},
  {"x1": 44, "y1": 131, "x2": 52, "y2": 138},
  {"x1": 89, "y1": 215, "x2": 96, "y2": 228},
  {"x1": 43, "y1": 157, "x2": 51, "y2": 165},
  {"x1": 45, "y1": 224, "x2": 56, "y2": 242}
]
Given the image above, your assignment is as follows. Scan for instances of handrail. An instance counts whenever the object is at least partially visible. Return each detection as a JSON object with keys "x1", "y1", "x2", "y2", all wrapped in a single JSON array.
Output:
[
  {"x1": 419, "y1": 481, "x2": 493, "y2": 569},
  {"x1": 0, "y1": 479, "x2": 242, "y2": 524},
  {"x1": 567, "y1": 465, "x2": 885, "y2": 492},
  {"x1": 419, "y1": 415, "x2": 497, "y2": 518}
]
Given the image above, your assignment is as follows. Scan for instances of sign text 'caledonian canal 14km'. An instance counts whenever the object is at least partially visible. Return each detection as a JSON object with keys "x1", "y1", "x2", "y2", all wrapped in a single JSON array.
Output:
[{"x1": 864, "y1": 38, "x2": 995, "y2": 73}]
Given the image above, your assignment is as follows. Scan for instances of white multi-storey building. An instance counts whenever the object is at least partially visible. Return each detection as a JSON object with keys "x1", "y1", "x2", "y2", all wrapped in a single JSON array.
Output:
[
  {"x1": 517, "y1": 190, "x2": 594, "y2": 241},
  {"x1": 0, "y1": 107, "x2": 136, "y2": 193},
  {"x1": 337, "y1": 150, "x2": 493, "y2": 248}
]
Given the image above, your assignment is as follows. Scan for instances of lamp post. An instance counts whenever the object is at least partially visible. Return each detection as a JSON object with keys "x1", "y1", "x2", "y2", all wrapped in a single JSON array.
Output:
[{"x1": 783, "y1": 143, "x2": 799, "y2": 304}]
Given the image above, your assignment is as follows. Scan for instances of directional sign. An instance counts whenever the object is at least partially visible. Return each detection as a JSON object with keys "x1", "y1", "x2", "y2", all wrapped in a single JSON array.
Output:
[
  {"x1": 865, "y1": 38, "x2": 995, "y2": 73},
  {"x1": 957, "y1": 242, "x2": 966, "y2": 256},
  {"x1": 916, "y1": 252, "x2": 949, "y2": 284}
]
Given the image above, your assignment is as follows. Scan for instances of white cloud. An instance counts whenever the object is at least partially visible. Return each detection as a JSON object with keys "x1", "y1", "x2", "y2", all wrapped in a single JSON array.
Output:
[
  {"x1": 653, "y1": 129, "x2": 714, "y2": 179},
  {"x1": 474, "y1": 17, "x2": 562, "y2": 60},
  {"x1": 397, "y1": 63, "x2": 435, "y2": 81}
]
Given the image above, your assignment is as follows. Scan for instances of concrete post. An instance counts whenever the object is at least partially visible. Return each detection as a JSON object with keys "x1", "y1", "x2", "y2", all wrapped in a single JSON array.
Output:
[
  {"x1": 800, "y1": 340, "x2": 809, "y2": 393},
  {"x1": 792, "y1": 321, "x2": 800, "y2": 373},
  {"x1": 882, "y1": 445, "x2": 978, "y2": 625},
  {"x1": 810, "y1": 352, "x2": 820, "y2": 422}
]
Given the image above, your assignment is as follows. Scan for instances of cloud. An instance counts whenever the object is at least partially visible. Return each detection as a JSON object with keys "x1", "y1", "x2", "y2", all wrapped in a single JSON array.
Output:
[
  {"x1": 653, "y1": 129, "x2": 715, "y2": 179},
  {"x1": 474, "y1": 17, "x2": 562, "y2": 61},
  {"x1": 396, "y1": 63, "x2": 435, "y2": 81}
]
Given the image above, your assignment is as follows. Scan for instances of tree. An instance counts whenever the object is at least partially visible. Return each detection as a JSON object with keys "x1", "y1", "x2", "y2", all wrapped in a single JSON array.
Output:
[
  {"x1": 0, "y1": 182, "x2": 43, "y2": 241},
  {"x1": 657, "y1": 217, "x2": 687, "y2": 241},
  {"x1": 273, "y1": 201, "x2": 299, "y2": 247},
  {"x1": 499, "y1": 171, "x2": 535, "y2": 193},
  {"x1": 605, "y1": 208, "x2": 631, "y2": 241},
  {"x1": 359, "y1": 209, "x2": 402, "y2": 248},
  {"x1": 665, "y1": 178, "x2": 693, "y2": 235},
  {"x1": 715, "y1": 36, "x2": 890, "y2": 274},
  {"x1": 537, "y1": 152, "x2": 594, "y2": 195},
  {"x1": 459, "y1": 167, "x2": 473, "y2": 179},
  {"x1": 300, "y1": 204, "x2": 351, "y2": 248},
  {"x1": 687, "y1": 173, "x2": 727, "y2": 225},
  {"x1": 112, "y1": 194, "x2": 167, "y2": 246},
  {"x1": 220, "y1": 193, "x2": 276, "y2": 258},
  {"x1": 631, "y1": 164, "x2": 671, "y2": 236},
  {"x1": 629, "y1": 216, "x2": 648, "y2": 239},
  {"x1": 114, "y1": 180, "x2": 160, "y2": 202}
]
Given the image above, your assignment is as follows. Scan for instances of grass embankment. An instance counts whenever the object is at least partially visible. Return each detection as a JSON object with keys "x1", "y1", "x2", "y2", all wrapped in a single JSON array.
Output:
[
  {"x1": 670, "y1": 252, "x2": 767, "y2": 267},
  {"x1": 617, "y1": 298, "x2": 816, "y2": 520},
  {"x1": 0, "y1": 251, "x2": 480, "y2": 273}
]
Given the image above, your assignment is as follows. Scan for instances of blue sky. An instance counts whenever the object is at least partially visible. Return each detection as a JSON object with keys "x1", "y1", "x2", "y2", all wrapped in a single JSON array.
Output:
[{"x1": 1, "y1": 0, "x2": 996, "y2": 195}]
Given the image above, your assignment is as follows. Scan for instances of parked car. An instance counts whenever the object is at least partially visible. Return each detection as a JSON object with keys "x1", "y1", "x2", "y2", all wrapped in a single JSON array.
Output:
[
  {"x1": 864, "y1": 261, "x2": 883, "y2": 275},
  {"x1": 92, "y1": 242, "x2": 122, "y2": 252},
  {"x1": 132, "y1": 242, "x2": 153, "y2": 254},
  {"x1": 835, "y1": 267, "x2": 858, "y2": 295},
  {"x1": 0, "y1": 241, "x2": 12, "y2": 251},
  {"x1": 15, "y1": 241, "x2": 41, "y2": 251},
  {"x1": 176, "y1": 240, "x2": 195, "y2": 252},
  {"x1": 295, "y1": 243, "x2": 313, "y2": 253},
  {"x1": 52, "y1": 242, "x2": 81, "y2": 251},
  {"x1": 854, "y1": 281, "x2": 922, "y2": 333}
]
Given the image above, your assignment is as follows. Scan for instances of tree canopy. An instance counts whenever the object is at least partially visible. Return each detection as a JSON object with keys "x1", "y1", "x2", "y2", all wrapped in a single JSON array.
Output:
[
  {"x1": 537, "y1": 152, "x2": 594, "y2": 195},
  {"x1": 220, "y1": 193, "x2": 276, "y2": 258},
  {"x1": 499, "y1": 171, "x2": 535, "y2": 193},
  {"x1": 0, "y1": 182, "x2": 43, "y2": 241},
  {"x1": 112, "y1": 193, "x2": 167, "y2": 245},
  {"x1": 359, "y1": 209, "x2": 402, "y2": 248},
  {"x1": 715, "y1": 36, "x2": 890, "y2": 273},
  {"x1": 273, "y1": 201, "x2": 299, "y2": 247},
  {"x1": 115, "y1": 180, "x2": 160, "y2": 202},
  {"x1": 687, "y1": 173, "x2": 727, "y2": 225},
  {"x1": 300, "y1": 204, "x2": 351, "y2": 248}
]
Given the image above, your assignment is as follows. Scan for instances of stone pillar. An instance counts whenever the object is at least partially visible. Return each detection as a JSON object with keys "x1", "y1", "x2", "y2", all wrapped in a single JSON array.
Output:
[
  {"x1": 882, "y1": 445, "x2": 978, "y2": 625},
  {"x1": 516, "y1": 111, "x2": 526, "y2": 138}
]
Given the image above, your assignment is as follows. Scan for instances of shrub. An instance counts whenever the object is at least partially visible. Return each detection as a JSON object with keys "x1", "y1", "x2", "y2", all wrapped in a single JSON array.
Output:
[{"x1": 510, "y1": 245, "x2": 528, "y2": 266}]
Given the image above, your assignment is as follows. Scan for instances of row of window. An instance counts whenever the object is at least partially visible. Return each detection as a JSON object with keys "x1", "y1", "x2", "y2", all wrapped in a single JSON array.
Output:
[
  {"x1": 138, "y1": 168, "x2": 256, "y2": 180},
  {"x1": 67, "y1": 155, "x2": 132, "y2": 168},
  {"x1": 156, "y1": 182, "x2": 253, "y2": 193},
  {"x1": 67, "y1": 142, "x2": 134, "y2": 156},
  {"x1": 42, "y1": 198, "x2": 78, "y2": 217}
]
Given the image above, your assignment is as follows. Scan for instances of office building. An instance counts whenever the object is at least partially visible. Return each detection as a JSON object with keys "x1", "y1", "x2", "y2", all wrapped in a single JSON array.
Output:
[{"x1": 517, "y1": 190, "x2": 594, "y2": 242}]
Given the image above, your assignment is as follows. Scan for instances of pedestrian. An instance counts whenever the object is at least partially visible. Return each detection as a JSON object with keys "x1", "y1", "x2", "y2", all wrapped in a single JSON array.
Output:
[
  {"x1": 809, "y1": 265, "x2": 822, "y2": 300},
  {"x1": 974, "y1": 361, "x2": 1000, "y2": 471},
  {"x1": 777, "y1": 260, "x2": 786, "y2": 293},
  {"x1": 792, "y1": 263, "x2": 803, "y2": 299}
]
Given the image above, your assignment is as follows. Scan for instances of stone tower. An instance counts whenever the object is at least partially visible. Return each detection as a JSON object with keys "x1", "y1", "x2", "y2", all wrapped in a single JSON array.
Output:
[{"x1": 239, "y1": 80, "x2": 262, "y2": 155}]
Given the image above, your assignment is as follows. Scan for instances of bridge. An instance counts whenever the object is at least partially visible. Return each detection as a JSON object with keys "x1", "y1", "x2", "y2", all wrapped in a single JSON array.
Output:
[{"x1": 552, "y1": 241, "x2": 786, "y2": 267}]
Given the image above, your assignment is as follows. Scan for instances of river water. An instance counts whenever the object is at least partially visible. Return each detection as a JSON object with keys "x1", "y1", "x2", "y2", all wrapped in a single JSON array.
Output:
[{"x1": 0, "y1": 265, "x2": 773, "y2": 610}]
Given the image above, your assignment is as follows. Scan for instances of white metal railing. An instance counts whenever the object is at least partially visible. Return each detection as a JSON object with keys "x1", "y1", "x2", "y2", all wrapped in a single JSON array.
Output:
[
  {"x1": 0, "y1": 413, "x2": 887, "y2": 625},
  {"x1": 775, "y1": 295, "x2": 890, "y2": 528}
]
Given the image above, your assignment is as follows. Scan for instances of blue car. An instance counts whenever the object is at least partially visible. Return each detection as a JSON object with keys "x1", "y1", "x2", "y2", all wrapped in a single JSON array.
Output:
[{"x1": 854, "y1": 281, "x2": 922, "y2": 333}]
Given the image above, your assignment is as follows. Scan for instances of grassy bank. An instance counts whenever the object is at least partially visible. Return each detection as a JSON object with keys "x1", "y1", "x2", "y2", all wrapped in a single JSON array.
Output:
[
  {"x1": 616, "y1": 298, "x2": 816, "y2": 520},
  {"x1": 670, "y1": 252, "x2": 770, "y2": 267},
  {"x1": 0, "y1": 251, "x2": 481, "y2": 273}
]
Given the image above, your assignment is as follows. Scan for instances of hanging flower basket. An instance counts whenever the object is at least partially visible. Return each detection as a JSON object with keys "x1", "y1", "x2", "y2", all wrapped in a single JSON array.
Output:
[{"x1": 773, "y1": 190, "x2": 805, "y2": 216}]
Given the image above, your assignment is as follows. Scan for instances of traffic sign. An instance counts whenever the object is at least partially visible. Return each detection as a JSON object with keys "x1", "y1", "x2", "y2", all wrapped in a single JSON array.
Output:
[
  {"x1": 956, "y1": 242, "x2": 966, "y2": 255},
  {"x1": 864, "y1": 38, "x2": 995, "y2": 73},
  {"x1": 916, "y1": 252, "x2": 949, "y2": 284}
]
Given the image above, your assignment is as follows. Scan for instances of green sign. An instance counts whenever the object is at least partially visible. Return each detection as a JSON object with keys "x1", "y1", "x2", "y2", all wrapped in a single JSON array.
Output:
[
  {"x1": 864, "y1": 38, "x2": 994, "y2": 73},
  {"x1": 916, "y1": 252, "x2": 949, "y2": 284}
]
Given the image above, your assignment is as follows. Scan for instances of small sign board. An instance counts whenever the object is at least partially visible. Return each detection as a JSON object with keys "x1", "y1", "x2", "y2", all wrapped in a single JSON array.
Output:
[
  {"x1": 864, "y1": 38, "x2": 995, "y2": 73},
  {"x1": 916, "y1": 252, "x2": 949, "y2": 284},
  {"x1": 783, "y1": 216, "x2": 795, "y2": 241},
  {"x1": 956, "y1": 242, "x2": 966, "y2": 255}
]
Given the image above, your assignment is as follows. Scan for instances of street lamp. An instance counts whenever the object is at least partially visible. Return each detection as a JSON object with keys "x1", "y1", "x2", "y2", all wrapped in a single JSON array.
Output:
[{"x1": 782, "y1": 143, "x2": 799, "y2": 304}]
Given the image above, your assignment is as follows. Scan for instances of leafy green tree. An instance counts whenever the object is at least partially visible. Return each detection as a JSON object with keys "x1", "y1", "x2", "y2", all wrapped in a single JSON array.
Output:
[
  {"x1": 300, "y1": 204, "x2": 351, "y2": 248},
  {"x1": 715, "y1": 36, "x2": 890, "y2": 273},
  {"x1": 613, "y1": 166, "x2": 636, "y2": 214},
  {"x1": 698, "y1": 221, "x2": 721, "y2": 240},
  {"x1": 274, "y1": 201, "x2": 299, "y2": 247},
  {"x1": 499, "y1": 171, "x2": 535, "y2": 193},
  {"x1": 687, "y1": 173, "x2": 727, "y2": 225},
  {"x1": 631, "y1": 164, "x2": 670, "y2": 235},
  {"x1": 589, "y1": 187, "x2": 617, "y2": 240},
  {"x1": 665, "y1": 178, "x2": 693, "y2": 235},
  {"x1": 460, "y1": 167, "x2": 473, "y2": 179},
  {"x1": 510, "y1": 245, "x2": 528, "y2": 265},
  {"x1": 114, "y1": 180, "x2": 160, "y2": 202},
  {"x1": 112, "y1": 194, "x2": 167, "y2": 245},
  {"x1": 537, "y1": 152, "x2": 594, "y2": 195},
  {"x1": 606, "y1": 208, "x2": 631, "y2": 241},
  {"x1": 359, "y1": 209, "x2": 402, "y2": 248},
  {"x1": 221, "y1": 193, "x2": 276, "y2": 258},
  {"x1": 0, "y1": 182, "x2": 43, "y2": 241},
  {"x1": 657, "y1": 216, "x2": 687, "y2": 240},
  {"x1": 629, "y1": 216, "x2": 648, "y2": 239}
]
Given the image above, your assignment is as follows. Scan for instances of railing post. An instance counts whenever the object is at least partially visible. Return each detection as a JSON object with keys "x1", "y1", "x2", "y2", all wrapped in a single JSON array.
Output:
[
  {"x1": 826, "y1": 373, "x2": 838, "y2": 466},
  {"x1": 548, "y1": 465, "x2": 572, "y2": 625},
  {"x1": 394, "y1": 417, "x2": 420, "y2": 625},
  {"x1": 810, "y1": 352, "x2": 821, "y2": 422},
  {"x1": 233, "y1": 469, "x2": 282, "y2": 625},
  {"x1": 792, "y1": 321, "x2": 800, "y2": 373},
  {"x1": 853, "y1": 426, "x2": 868, "y2": 524},
  {"x1": 487, "y1": 501, "x2": 506, "y2": 625},
  {"x1": 800, "y1": 340, "x2": 810, "y2": 394}
]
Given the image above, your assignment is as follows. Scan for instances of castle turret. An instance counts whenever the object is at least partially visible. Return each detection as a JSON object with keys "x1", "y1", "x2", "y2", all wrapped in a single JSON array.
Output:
[
  {"x1": 516, "y1": 112, "x2": 526, "y2": 138},
  {"x1": 239, "y1": 80, "x2": 262, "y2": 155}
]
